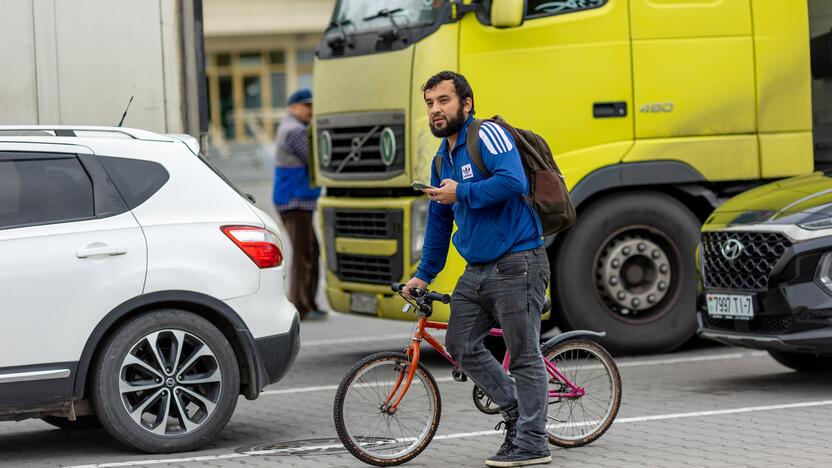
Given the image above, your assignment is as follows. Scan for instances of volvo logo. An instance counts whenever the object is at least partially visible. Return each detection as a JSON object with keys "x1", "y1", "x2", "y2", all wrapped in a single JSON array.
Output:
[
  {"x1": 720, "y1": 238, "x2": 744, "y2": 261},
  {"x1": 334, "y1": 125, "x2": 381, "y2": 174}
]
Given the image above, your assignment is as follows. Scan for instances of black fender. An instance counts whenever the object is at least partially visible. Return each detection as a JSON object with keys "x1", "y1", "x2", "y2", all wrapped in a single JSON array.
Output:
[
  {"x1": 544, "y1": 161, "x2": 709, "y2": 248},
  {"x1": 72, "y1": 290, "x2": 268, "y2": 401},
  {"x1": 540, "y1": 330, "x2": 607, "y2": 353}
]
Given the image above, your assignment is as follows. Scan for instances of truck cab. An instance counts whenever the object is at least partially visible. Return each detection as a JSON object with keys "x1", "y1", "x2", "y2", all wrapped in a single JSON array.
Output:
[{"x1": 312, "y1": 0, "x2": 821, "y2": 353}]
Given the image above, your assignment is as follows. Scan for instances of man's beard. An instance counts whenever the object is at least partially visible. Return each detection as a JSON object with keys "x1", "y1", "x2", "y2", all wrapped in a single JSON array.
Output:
[{"x1": 429, "y1": 106, "x2": 466, "y2": 138}]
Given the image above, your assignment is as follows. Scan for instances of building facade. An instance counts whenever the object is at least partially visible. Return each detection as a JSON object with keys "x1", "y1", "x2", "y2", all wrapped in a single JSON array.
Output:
[{"x1": 203, "y1": 0, "x2": 334, "y2": 146}]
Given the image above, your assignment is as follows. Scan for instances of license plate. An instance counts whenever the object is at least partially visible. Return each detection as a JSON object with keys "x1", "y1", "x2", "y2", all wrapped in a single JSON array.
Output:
[
  {"x1": 706, "y1": 293, "x2": 754, "y2": 320},
  {"x1": 350, "y1": 293, "x2": 378, "y2": 315}
]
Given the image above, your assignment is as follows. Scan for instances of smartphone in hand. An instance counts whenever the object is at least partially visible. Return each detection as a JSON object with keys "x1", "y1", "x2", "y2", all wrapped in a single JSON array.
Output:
[{"x1": 411, "y1": 181, "x2": 437, "y2": 191}]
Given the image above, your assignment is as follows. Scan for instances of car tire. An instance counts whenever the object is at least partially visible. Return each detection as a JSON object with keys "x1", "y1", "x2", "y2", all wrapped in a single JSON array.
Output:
[
  {"x1": 41, "y1": 415, "x2": 102, "y2": 431},
  {"x1": 768, "y1": 350, "x2": 831, "y2": 372},
  {"x1": 91, "y1": 309, "x2": 240, "y2": 453},
  {"x1": 555, "y1": 191, "x2": 700, "y2": 354}
]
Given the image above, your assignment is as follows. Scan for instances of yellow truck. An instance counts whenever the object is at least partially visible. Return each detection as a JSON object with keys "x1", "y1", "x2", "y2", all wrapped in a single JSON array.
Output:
[{"x1": 311, "y1": 0, "x2": 831, "y2": 353}]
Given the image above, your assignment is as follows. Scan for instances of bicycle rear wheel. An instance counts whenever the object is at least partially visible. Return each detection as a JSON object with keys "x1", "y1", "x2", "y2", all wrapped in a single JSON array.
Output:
[
  {"x1": 542, "y1": 339, "x2": 621, "y2": 448},
  {"x1": 333, "y1": 351, "x2": 441, "y2": 466}
]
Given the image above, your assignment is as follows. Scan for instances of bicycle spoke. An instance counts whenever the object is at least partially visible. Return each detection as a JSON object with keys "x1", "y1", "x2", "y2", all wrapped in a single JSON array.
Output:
[{"x1": 338, "y1": 355, "x2": 438, "y2": 463}]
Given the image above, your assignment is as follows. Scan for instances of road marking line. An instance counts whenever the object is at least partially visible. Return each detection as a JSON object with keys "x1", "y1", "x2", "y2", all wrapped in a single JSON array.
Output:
[
  {"x1": 262, "y1": 351, "x2": 768, "y2": 396},
  {"x1": 65, "y1": 399, "x2": 832, "y2": 468},
  {"x1": 303, "y1": 331, "x2": 446, "y2": 347},
  {"x1": 261, "y1": 376, "x2": 456, "y2": 396}
]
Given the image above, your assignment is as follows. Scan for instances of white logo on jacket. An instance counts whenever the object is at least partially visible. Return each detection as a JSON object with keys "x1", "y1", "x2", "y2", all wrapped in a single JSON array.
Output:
[
  {"x1": 461, "y1": 164, "x2": 474, "y2": 180},
  {"x1": 478, "y1": 122, "x2": 513, "y2": 155}
]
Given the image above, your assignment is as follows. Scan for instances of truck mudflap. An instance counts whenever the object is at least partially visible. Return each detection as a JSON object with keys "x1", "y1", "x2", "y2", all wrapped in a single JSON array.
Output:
[{"x1": 540, "y1": 330, "x2": 607, "y2": 354}]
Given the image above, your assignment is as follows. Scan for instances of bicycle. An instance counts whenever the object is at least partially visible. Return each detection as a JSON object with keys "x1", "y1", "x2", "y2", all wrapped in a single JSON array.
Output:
[{"x1": 333, "y1": 282, "x2": 622, "y2": 466}]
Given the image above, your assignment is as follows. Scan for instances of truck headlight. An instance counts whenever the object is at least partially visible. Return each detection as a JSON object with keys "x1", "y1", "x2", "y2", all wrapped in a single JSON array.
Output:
[
  {"x1": 411, "y1": 198, "x2": 428, "y2": 263},
  {"x1": 816, "y1": 252, "x2": 832, "y2": 295},
  {"x1": 799, "y1": 217, "x2": 832, "y2": 230}
]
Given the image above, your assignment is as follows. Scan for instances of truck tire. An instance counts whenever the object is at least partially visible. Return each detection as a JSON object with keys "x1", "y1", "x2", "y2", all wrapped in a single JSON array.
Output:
[
  {"x1": 768, "y1": 350, "x2": 830, "y2": 372},
  {"x1": 91, "y1": 310, "x2": 240, "y2": 453},
  {"x1": 554, "y1": 191, "x2": 699, "y2": 354}
]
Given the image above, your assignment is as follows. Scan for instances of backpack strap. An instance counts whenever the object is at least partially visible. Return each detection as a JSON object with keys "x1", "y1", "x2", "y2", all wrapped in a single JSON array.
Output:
[
  {"x1": 432, "y1": 153, "x2": 442, "y2": 182},
  {"x1": 465, "y1": 118, "x2": 490, "y2": 177}
]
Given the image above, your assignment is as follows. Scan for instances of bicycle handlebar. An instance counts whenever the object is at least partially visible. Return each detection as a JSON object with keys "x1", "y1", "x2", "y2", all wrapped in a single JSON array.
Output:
[{"x1": 391, "y1": 282, "x2": 451, "y2": 304}]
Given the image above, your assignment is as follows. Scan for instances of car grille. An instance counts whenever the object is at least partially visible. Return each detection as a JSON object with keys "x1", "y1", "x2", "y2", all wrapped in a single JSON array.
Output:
[
  {"x1": 323, "y1": 208, "x2": 404, "y2": 285},
  {"x1": 317, "y1": 112, "x2": 405, "y2": 179},
  {"x1": 701, "y1": 231, "x2": 791, "y2": 291},
  {"x1": 702, "y1": 313, "x2": 794, "y2": 335}
]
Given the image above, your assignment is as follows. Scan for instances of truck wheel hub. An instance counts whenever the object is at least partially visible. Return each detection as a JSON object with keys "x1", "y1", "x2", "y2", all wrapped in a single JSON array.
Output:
[{"x1": 598, "y1": 236, "x2": 671, "y2": 314}]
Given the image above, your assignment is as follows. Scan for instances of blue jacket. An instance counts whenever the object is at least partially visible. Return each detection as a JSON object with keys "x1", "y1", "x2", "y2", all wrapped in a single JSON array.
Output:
[{"x1": 415, "y1": 115, "x2": 543, "y2": 283}]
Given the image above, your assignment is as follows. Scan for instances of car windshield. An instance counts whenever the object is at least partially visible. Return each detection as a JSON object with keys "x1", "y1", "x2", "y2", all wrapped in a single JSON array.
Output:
[{"x1": 328, "y1": 0, "x2": 447, "y2": 35}]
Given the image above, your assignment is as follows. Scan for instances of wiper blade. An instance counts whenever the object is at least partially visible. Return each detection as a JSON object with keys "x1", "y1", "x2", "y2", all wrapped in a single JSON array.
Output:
[
  {"x1": 362, "y1": 8, "x2": 403, "y2": 22},
  {"x1": 362, "y1": 8, "x2": 403, "y2": 39},
  {"x1": 326, "y1": 18, "x2": 352, "y2": 31}
]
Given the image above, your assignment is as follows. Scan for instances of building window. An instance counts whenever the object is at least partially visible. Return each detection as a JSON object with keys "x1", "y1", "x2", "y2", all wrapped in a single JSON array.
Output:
[
  {"x1": 239, "y1": 51, "x2": 263, "y2": 67},
  {"x1": 271, "y1": 72, "x2": 287, "y2": 107},
  {"x1": 297, "y1": 48, "x2": 316, "y2": 65},
  {"x1": 218, "y1": 75, "x2": 235, "y2": 139},
  {"x1": 206, "y1": 41, "x2": 319, "y2": 143}
]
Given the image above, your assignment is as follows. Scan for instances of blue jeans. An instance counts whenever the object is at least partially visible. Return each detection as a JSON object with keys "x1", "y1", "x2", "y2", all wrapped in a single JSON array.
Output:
[{"x1": 446, "y1": 246, "x2": 550, "y2": 453}]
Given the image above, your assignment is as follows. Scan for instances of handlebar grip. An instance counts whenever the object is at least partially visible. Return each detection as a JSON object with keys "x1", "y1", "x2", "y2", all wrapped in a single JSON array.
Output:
[
  {"x1": 391, "y1": 282, "x2": 405, "y2": 292},
  {"x1": 429, "y1": 292, "x2": 451, "y2": 304}
]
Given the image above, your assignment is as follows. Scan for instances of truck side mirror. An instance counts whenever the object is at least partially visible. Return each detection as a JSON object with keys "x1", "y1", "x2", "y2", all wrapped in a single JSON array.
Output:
[{"x1": 491, "y1": 0, "x2": 525, "y2": 28}]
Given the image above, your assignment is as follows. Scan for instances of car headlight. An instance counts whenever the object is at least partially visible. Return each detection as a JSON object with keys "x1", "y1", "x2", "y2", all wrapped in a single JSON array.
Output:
[
  {"x1": 411, "y1": 198, "x2": 428, "y2": 263},
  {"x1": 798, "y1": 217, "x2": 832, "y2": 230},
  {"x1": 816, "y1": 252, "x2": 832, "y2": 295}
]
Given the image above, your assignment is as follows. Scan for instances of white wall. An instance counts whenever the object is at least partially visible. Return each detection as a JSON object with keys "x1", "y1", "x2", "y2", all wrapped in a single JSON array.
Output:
[
  {"x1": 0, "y1": 0, "x2": 186, "y2": 133},
  {"x1": 203, "y1": 0, "x2": 335, "y2": 36},
  {"x1": 0, "y1": 0, "x2": 39, "y2": 123}
]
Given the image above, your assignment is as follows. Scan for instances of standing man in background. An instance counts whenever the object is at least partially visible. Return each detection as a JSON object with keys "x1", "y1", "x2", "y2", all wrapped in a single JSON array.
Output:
[{"x1": 273, "y1": 89, "x2": 326, "y2": 321}]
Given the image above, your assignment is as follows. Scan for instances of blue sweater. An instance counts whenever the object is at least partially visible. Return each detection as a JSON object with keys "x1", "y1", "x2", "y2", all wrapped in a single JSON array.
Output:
[{"x1": 415, "y1": 116, "x2": 543, "y2": 284}]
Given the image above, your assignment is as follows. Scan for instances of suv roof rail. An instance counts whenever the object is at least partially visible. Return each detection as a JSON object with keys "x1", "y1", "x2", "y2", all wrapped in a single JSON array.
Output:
[{"x1": 0, "y1": 126, "x2": 174, "y2": 142}]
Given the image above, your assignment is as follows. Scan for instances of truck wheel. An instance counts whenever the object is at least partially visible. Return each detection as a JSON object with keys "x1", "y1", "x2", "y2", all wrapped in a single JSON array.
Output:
[
  {"x1": 91, "y1": 310, "x2": 240, "y2": 453},
  {"x1": 768, "y1": 350, "x2": 830, "y2": 372},
  {"x1": 555, "y1": 191, "x2": 699, "y2": 354}
]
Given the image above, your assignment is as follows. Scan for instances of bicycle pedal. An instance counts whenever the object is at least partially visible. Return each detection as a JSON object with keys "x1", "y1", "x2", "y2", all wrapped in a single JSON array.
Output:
[{"x1": 452, "y1": 369, "x2": 467, "y2": 382}]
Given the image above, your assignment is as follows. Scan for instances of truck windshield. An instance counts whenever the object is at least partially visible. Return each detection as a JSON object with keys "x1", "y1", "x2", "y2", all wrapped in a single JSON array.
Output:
[{"x1": 330, "y1": 0, "x2": 447, "y2": 34}]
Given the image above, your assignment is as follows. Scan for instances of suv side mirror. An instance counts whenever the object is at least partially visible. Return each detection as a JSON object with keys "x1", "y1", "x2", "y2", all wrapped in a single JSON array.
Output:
[{"x1": 491, "y1": 0, "x2": 525, "y2": 28}]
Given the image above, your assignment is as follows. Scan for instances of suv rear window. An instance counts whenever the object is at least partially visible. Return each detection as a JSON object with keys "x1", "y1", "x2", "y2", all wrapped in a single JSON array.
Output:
[
  {"x1": 0, "y1": 156, "x2": 94, "y2": 229},
  {"x1": 98, "y1": 156, "x2": 169, "y2": 209}
]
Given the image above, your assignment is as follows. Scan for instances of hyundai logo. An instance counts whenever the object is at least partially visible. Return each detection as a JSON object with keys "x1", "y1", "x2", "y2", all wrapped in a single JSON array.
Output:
[{"x1": 720, "y1": 238, "x2": 744, "y2": 261}]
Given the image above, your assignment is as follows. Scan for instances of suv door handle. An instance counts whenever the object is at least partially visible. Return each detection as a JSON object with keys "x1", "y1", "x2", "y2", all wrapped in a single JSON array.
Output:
[{"x1": 76, "y1": 244, "x2": 128, "y2": 258}]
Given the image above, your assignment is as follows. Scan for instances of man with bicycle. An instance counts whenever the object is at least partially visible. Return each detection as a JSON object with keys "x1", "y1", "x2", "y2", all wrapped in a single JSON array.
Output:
[{"x1": 404, "y1": 71, "x2": 551, "y2": 467}]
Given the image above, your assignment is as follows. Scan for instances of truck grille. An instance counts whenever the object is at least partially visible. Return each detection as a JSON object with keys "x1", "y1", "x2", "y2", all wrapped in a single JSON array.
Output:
[
  {"x1": 701, "y1": 231, "x2": 790, "y2": 291},
  {"x1": 317, "y1": 111, "x2": 405, "y2": 179},
  {"x1": 333, "y1": 210, "x2": 392, "y2": 238},
  {"x1": 702, "y1": 313, "x2": 794, "y2": 335},
  {"x1": 323, "y1": 208, "x2": 404, "y2": 285},
  {"x1": 337, "y1": 254, "x2": 396, "y2": 284}
]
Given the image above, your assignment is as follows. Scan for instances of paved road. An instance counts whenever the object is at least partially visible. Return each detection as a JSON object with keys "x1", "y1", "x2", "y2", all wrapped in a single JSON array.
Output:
[
  {"x1": 3, "y1": 309, "x2": 832, "y2": 467},
  {"x1": 3, "y1": 182, "x2": 832, "y2": 467}
]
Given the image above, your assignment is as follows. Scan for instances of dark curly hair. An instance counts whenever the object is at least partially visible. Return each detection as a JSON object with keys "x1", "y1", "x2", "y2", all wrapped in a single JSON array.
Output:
[{"x1": 421, "y1": 70, "x2": 475, "y2": 115}]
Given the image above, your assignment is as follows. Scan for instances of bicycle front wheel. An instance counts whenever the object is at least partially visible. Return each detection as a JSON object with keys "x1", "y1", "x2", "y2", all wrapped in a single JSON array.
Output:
[
  {"x1": 333, "y1": 351, "x2": 441, "y2": 466},
  {"x1": 542, "y1": 339, "x2": 621, "y2": 448}
]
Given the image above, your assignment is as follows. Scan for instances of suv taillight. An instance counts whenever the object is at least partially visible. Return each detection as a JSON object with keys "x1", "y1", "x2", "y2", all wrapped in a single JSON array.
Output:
[{"x1": 221, "y1": 226, "x2": 283, "y2": 268}]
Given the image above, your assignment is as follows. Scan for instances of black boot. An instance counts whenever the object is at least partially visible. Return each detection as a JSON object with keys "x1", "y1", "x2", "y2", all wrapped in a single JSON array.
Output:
[
  {"x1": 485, "y1": 444, "x2": 552, "y2": 467},
  {"x1": 494, "y1": 414, "x2": 517, "y2": 456}
]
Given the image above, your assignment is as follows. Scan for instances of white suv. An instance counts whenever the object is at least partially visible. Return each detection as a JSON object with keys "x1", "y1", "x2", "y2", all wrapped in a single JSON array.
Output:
[{"x1": 0, "y1": 127, "x2": 299, "y2": 453}]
